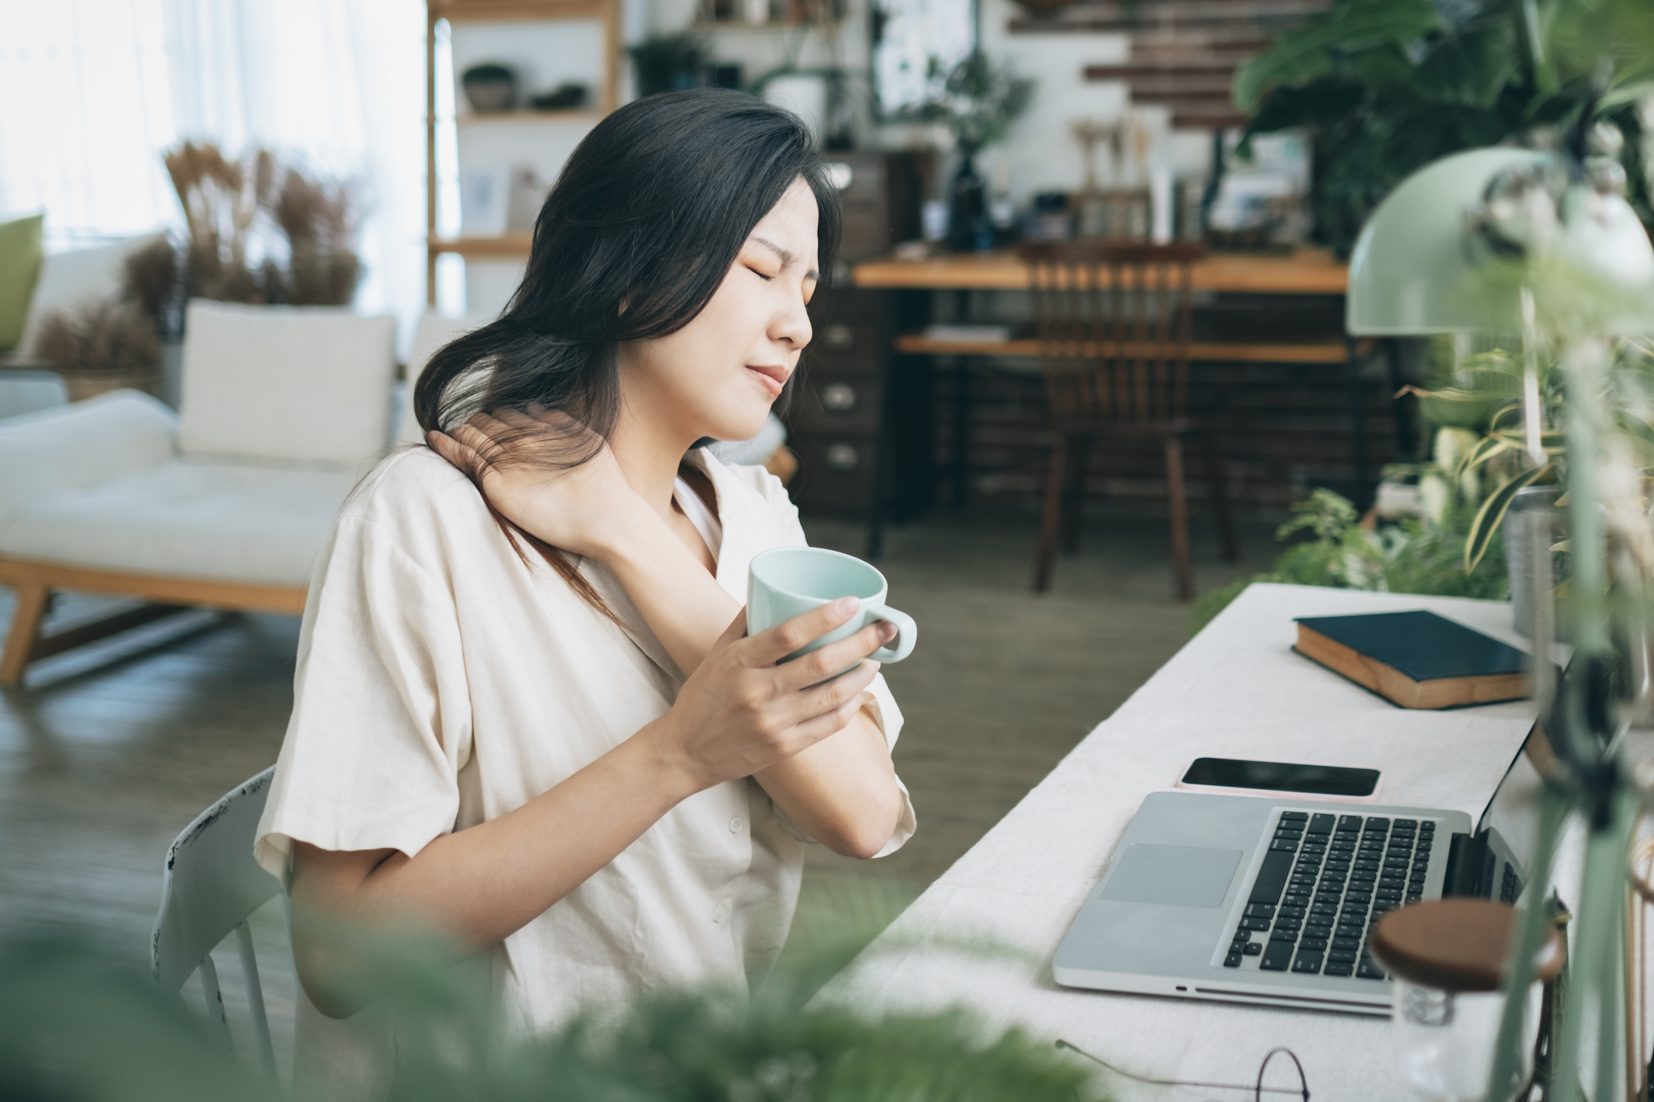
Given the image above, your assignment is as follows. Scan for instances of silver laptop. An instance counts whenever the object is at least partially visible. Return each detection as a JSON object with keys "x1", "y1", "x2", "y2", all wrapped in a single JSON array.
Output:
[{"x1": 1053, "y1": 719, "x2": 1549, "y2": 1015}]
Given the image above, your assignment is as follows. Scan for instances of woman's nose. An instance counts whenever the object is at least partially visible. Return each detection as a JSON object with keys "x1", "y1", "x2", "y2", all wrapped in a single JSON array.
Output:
[{"x1": 774, "y1": 295, "x2": 812, "y2": 350}]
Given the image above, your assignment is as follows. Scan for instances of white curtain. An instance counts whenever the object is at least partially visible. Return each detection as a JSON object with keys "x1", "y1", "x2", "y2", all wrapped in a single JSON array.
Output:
[{"x1": 0, "y1": 0, "x2": 428, "y2": 334}]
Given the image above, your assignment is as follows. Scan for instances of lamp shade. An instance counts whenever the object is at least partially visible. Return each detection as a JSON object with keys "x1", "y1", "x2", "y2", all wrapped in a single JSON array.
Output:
[{"x1": 1346, "y1": 148, "x2": 1549, "y2": 335}]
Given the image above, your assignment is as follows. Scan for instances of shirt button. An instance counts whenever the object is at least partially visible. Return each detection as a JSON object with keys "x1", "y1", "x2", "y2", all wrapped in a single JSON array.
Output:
[{"x1": 729, "y1": 816, "x2": 742, "y2": 833}]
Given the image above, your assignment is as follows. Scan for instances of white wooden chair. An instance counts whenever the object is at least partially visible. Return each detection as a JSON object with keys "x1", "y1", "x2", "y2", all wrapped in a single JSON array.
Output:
[{"x1": 151, "y1": 767, "x2": 282, "y2": 1079}]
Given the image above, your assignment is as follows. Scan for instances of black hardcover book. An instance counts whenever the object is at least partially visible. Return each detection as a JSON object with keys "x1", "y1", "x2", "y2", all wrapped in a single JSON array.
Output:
[{"x1": 1293, "y1": 610, "x2": 1530, "y2": 709}]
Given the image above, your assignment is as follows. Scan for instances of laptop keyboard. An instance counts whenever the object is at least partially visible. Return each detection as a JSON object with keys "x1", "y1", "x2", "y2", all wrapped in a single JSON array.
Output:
[{"x1": 1223, "y1": 811, "x2": 1438, "y2": 980}]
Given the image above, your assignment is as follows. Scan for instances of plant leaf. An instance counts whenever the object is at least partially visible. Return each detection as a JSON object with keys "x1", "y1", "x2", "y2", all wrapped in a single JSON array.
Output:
[
  {"x1": 1465, "y1": 464, "x2": 1552, "y2": 573},
  {"x1": 1232, "y1": 0, "x2": 1442, "y2": 111},
  {"x1": 1464, "y1": 433, "x2": 1515, "y2": 471}
]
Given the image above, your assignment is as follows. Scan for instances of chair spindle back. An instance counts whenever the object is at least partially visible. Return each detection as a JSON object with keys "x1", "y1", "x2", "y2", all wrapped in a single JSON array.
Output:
[{"x1": 1019, "y1": 241, "x2": 1201, "y2": 429}]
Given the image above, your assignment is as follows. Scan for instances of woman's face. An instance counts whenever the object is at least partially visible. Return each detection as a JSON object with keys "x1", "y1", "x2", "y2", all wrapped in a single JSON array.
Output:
[{"x1": 619, "y1": 176, "x2": 818, "y2": 444}]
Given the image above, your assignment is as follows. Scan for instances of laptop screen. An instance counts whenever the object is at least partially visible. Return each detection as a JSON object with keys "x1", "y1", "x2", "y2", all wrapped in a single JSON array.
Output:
[{"x1": 1473, "y1": 713, "x2": 1556, "y2": 898}]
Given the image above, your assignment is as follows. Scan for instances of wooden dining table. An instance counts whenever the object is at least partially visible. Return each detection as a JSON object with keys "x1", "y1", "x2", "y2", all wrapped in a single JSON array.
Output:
[
  {"x1": 852, "y1": 246, "x2": 1352, "y2": 296},
  {"x1": 837, "y1": 246, "x2": 1394, "y2": 559}
]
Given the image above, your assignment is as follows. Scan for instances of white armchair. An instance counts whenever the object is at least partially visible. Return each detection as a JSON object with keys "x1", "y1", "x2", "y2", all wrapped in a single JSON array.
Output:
[
  {"x1": 0, "y1": 300, "x2": 397, "y2": 687},
  {"x1": 0, "y1": 306, "x2": 797, "y2": 687}
]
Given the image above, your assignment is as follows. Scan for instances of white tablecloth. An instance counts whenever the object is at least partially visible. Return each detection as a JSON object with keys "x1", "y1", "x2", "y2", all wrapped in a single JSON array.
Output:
[{"x1": 826, "y1": 583, "x2": 1558, "y2": 1100}]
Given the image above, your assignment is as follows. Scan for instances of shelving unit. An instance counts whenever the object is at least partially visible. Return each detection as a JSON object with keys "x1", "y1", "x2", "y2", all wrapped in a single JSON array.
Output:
[{"x1": 425, "y1": 0, "x2": 622, "y2": 309}]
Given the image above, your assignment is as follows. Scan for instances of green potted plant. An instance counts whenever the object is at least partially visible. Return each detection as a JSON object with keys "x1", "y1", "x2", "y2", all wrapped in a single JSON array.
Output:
[
  {"x1": 913, "y1": 52, "x2": 1035, "y2": 251},
  {"x1": 627, "y1": 32, "x2": 710, "y2": 98},
  {"x1": 0, "y1": 930, "x2": 1100, "y2": 1101},
  {"x1": 1231, "y1": 0, "x2": 1654, "y2": 256}
]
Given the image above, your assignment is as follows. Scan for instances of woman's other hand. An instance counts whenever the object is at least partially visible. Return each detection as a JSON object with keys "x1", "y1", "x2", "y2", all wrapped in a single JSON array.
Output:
[
  {"x1": 646, "y1": 600, "x2": 894, "y2": 791},
  {"x1": 426, "y1": 406, "x2": 641, "y2": 560}
]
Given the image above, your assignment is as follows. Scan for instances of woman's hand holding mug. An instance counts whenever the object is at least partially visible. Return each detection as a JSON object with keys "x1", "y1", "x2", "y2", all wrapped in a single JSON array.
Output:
[{"x1": 651, "y1": 601, "x2": 894, "y2": 792}]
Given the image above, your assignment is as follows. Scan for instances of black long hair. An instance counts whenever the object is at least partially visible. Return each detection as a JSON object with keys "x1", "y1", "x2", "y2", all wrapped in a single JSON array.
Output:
[{"x1": 413, "y1": 88, "x2": 841, "y2": 609}]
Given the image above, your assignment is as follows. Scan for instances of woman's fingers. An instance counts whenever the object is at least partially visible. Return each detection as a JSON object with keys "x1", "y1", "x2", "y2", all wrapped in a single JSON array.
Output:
[
  {"x1": 746, "y1": 599, "x2": 861, "y2": 667},
  {"x1": 774, "y1": 621, "x2": 890, "y2": 692},
  {"x1": 787, "y1": 659, "x2": 880, "y2": 727},
  {"x1": 425, "y1": 429, "x2": 481, "y2": 474},
  {"x1": 492, "y1": 406, "x2": 541, "y2": 432},
  {"x1": 786, "y1": 676, "x2": 879, "y2": 749},
  {"x1": 448, "y1": 418, "x2": 497, "y2": 461}
]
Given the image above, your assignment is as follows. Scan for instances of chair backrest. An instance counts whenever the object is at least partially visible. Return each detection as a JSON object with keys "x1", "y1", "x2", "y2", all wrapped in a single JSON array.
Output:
[
  {"x1": 1072, "y1": 188, "x2": 1152, "y2": 240},
  {"x1": 152, "y1": 767, "x2": 281, "y2": 1079},
  {"x1": 1018, "y1": 240, "x2": 1202, "y2": 428}
]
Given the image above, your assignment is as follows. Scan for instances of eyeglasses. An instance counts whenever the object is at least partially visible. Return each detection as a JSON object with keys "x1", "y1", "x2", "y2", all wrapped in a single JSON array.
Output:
[{"x1": 1055, "y1": 1039, "x2": 1311, "y2": 1100}]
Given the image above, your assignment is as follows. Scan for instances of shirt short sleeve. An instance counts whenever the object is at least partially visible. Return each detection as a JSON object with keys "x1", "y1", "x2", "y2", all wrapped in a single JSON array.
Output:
[
  {"x1": 254, "y1": 513, "x2": 475, "y2": 885},
  {"x1": 741, "y1": 463, "x2": 917, "y2": 859}
]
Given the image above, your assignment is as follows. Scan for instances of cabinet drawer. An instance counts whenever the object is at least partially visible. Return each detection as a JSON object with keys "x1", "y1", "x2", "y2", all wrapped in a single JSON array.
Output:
[
  {"x1": 824, "y1": 155, "x2": 887, "y2": 204},
  {"x1": 792, "y1": 374, "x2": 883, "y2": 433},
  {"x1": 790, "y1": 432, "x2": 879, "y2": 515},
  {"x1": 807, "y1": 319, "x2": 886, "y2": 362},
  {"x1": 810, "y1": 286, "x2": 891, "y2": 325}
]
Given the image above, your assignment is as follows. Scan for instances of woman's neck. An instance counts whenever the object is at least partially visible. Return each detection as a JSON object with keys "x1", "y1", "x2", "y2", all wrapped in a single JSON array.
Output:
[{"x1": 606, "y1": 402, "x2": 697, "y2": 522}]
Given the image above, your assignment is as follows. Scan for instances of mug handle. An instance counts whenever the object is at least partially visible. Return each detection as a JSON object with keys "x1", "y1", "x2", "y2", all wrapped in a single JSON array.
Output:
[{"x1": 865, "y1": 603, "x2": 917, "y2": 663}]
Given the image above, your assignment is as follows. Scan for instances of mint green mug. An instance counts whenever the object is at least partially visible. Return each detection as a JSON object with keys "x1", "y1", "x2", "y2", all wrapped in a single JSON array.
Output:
[{"x1": 747, "y1": 547, "x2": 917, "y2": 664}]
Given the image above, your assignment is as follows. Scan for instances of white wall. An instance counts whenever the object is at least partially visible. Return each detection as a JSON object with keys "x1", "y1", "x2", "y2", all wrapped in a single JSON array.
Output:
[
  {"x1": 647, "y1": 0, "x2": 1217, "y2": 206},
  {"x1": 452, "y1": 0, "x2": 1222, "y2": 312}
]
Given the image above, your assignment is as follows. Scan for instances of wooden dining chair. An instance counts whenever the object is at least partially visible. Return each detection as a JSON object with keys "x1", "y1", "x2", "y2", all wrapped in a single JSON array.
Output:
[
  {"x1": 1072, "y1": 188, "x2": 1152, "y2": 240},
  {"x1": 1019, "y1": 240, "x2": 1238, "y2": 599}
]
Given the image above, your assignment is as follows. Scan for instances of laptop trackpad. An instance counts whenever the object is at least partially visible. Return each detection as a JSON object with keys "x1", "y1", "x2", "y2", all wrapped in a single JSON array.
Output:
[{"x1": 1099, "y1": 844, "x2": 1242, "y2": 908}]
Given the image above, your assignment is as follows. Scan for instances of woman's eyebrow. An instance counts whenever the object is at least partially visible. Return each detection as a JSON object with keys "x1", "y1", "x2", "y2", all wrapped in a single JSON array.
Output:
[{"x1": 749, "y1": 235, "x2": 819, "y2": 281}]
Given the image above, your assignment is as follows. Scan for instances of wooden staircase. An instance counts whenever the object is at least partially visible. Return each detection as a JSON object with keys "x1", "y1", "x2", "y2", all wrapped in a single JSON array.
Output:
[{"x1": 1009, "y1": 0, "x2": 1333, "y2": 132}]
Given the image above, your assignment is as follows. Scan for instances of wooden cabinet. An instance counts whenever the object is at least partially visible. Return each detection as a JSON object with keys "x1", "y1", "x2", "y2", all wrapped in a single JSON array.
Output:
[{"x1": 787, "y1": 152, "x2": 927, "y2": 533}]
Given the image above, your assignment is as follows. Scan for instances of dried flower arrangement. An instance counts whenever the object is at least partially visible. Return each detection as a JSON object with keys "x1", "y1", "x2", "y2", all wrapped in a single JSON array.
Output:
[
  {"x1": 162, "y1": 139, "x2": 364, "y2": 309},
  {"x1": 29, "y1": 142, "x2": 365, "y2": 401},
  {"x1": 32, "y1": 301, "x2": 162, "y2": 402}
]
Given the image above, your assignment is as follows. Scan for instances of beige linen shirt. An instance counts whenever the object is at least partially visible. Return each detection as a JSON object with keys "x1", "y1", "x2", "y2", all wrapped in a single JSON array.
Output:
[{"x1": 255, "y1": 445, "x2": 915, "y2": 1099}]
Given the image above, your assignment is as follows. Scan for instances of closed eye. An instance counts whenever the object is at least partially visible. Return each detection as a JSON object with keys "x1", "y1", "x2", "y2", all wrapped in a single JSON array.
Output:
[{"x1": 746, "y1": 265, "x2": 776, "y2": 282}]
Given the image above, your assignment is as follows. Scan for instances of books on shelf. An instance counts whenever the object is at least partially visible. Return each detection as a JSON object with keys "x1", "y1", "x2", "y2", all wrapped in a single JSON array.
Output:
[{"x1": 1293, "y1": 610, "x2": 1532, "y2": 710}]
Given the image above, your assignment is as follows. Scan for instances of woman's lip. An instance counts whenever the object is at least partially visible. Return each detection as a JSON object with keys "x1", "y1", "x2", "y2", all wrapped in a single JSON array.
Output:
[{"x1": 746, "y1": 365, "x2": 785, "y2": 397}]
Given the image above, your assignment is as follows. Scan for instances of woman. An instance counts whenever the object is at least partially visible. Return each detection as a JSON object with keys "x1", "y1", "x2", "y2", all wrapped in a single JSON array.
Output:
[{"x1": 254, "y1": 89, "x2": 914, "y2": 1097}]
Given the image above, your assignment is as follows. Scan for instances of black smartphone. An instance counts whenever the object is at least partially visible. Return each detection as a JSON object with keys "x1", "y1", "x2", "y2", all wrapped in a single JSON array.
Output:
[{"x1": 1179, "y1": 756, "x2": 1380, "y2": 798}]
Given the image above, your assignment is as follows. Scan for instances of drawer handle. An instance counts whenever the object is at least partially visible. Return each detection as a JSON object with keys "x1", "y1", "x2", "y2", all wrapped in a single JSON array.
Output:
[
  {"x1": 825, "y1": 443, "x2": 861, "y2": 471},
  {"x1": 822, "y1": 323, "x2": 854, "y2": 350},
  {"x1": 821, "y1": 382, "x2": 858, "y2": 412}
]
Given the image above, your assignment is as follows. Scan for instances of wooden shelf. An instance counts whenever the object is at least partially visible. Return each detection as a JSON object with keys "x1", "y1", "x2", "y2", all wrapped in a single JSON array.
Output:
[
  {"x1": 893, "y1": 334, "x2": 1363, "y2": 365},
  {"x1": 432, "y1": 1, "x2": 609, "y2": 23},
  {"x1": 426, "y1": 0, "x2": 620, "y2": 305},
  {"x1": 691, "y1": 17, "x2": 840, "y2": 29},
  {"x1": 430, "y1": 234, "x2": 534, "y2": 258}
]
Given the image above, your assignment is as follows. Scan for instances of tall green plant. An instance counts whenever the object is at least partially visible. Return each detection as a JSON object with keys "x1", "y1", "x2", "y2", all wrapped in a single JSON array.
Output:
[
  {"x1": 1232, "y1": 0, "x2": 1654, "y2": 254},
  {"x1": 0, "y1": 926, "x2": 1101, "y2": 1102}
]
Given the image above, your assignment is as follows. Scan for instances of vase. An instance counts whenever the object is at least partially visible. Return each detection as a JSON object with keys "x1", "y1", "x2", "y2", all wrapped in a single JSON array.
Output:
[
  {"x1": 1506, "y1": 485, "x2": 1563, "y2": 640},
  {"x1": 761, "y1": 73, "x2": 829, "y2": 149},
  {"x1": 947, "y1": 147, "x2": 990, "y2": 252}
]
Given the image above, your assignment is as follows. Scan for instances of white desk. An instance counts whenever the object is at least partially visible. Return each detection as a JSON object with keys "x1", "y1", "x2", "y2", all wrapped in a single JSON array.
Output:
[{"x1": 828, "y1": 583, "x2": 1560, "y2": 1100}]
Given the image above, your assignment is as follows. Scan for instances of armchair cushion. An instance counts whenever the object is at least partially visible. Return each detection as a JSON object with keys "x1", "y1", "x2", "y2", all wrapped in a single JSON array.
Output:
[
  {"x1": 17, "y1": 232, "x2": 168, "y2": 356},
  {"x1": 0, "y1": 389, "x2": 176, "y2": 529},
  {"x1": 178, "y1": 300, "x2": 396, "y2": 470},
  {"x1": 0, "y1": 459, "x2": 359, "y2": 587}
]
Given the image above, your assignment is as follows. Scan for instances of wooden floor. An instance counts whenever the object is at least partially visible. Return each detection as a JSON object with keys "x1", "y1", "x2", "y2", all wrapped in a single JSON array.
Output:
[{"x1": 0, "y1": 505, "x2": 1265, "y2": 1072}]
